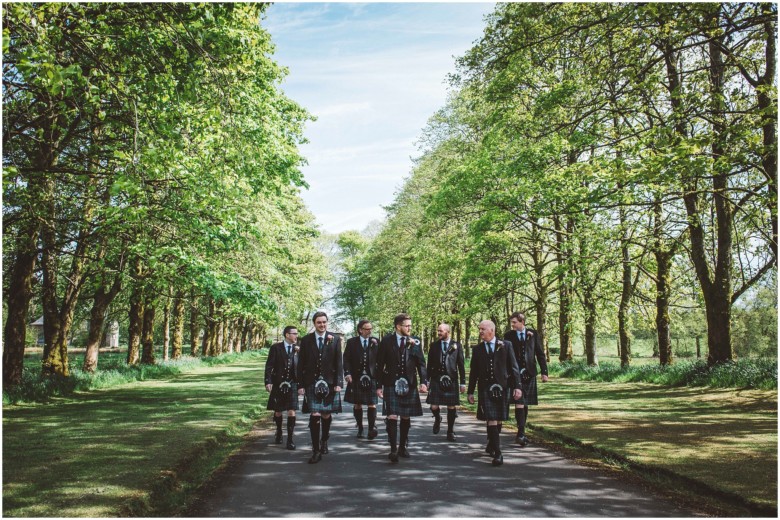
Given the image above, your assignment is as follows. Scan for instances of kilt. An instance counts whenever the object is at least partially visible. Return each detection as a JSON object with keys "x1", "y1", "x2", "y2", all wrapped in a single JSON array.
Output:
[
  {"x1": 382, "y1": 385, "x2": 423, "y2": 417},
  {"x1": 302, "y1": 384, "x2": 343, "y2": 414},
  {"x1": 510, "y1": 376, "x2": 539, "y2": 406},
  {"x1": 426, "y1": 378, "x2": 461, "y2": 406},
  {"x1": 266, "y1": 382, "x2": 299, "y2": 412},
  {"x1": 344, "y1": 379, "x2": 379, "y2": 405},
  {"x1": 476, "y1": 386, "x2": 509, "y2": 421}
]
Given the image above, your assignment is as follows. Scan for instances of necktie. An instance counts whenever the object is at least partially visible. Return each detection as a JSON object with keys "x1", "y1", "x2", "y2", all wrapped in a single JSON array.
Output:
[
  {"x1": 443, "y1": 341, "x2": 448, "y2": 353},
  {"x1": 521, "y1": 332, "x2": 525, "y2": 342},
  {"x1": 318, "y1": 337, "x2": 323, "y2": 351},
  {"x1": 363, "y1": 339, "x2": 368, "y2": 349},
  {"x1": 287, "y1": 345, "x2": 291, "y2": 356},
  {"x1": 488, "y1": 342, "x2": 493, "y2": 354},
  {"x1": 400, "y1": 336, "x2": 406, "y2": 348}
]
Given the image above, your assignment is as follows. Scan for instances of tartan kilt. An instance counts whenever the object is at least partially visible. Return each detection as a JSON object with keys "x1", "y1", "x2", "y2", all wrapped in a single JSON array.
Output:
[
  {"x1": 382, "y1": 385, "x2": 423, "y2": 417},
  {"x1": 266, "y1": 382, "x2": 299, "y2": 412},
  {"x1": 344, "y1": 379, "x2": 379, "y2": 405},
  {"x1": 426, "y1": 378, "x2": 461, "y2": 406},
  {"x1": 302, "y1": 384, "x2": 343, "y2": 414},
  {"x1": 476, "y1": 386, "x2": 509, "y2": 421},
  {"x1": 509, "y1": 375, "x2": 539, "y2": 406}
]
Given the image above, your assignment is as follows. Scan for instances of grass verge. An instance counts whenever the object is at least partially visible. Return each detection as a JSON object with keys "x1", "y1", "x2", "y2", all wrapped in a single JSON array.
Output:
[
  {"x1": 2, "y1": 351, "x2": 269, "y2": 517},
  {"x1": 461, "y1": 376, "x2": 777, "y2": 516}
]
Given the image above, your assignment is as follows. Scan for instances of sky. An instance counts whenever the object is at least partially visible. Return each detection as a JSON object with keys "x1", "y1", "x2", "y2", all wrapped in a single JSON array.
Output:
[{"x1": 261, "y1": 2, "x2": 495, "y2": 235}]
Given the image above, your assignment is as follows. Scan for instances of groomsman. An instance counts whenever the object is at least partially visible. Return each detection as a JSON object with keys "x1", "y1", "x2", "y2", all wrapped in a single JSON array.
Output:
[
  {"x1": 426, "y1": 323, "x2": 466, "y2": 441},
  {"x1": 468, "y1": 320, "x2": 522, "y2": 466},
  {"x1": 297, "y1": 311, "x2": 344, "y2": 464},
  {"x1": 504, "y1": 311, "x2": 549, "y2": 446},
  {"x1": 265, "y1": 325, "x2": 300, "y2": 450},
  {"x1": 343, "y1": 319, "x2": 380, "y2": 440},
  {"x1": 376, "y1": 313, "x2": 428, "y2": 463}
]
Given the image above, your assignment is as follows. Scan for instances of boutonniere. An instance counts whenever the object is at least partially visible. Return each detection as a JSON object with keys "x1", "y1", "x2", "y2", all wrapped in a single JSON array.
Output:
[
  {"x1": 526, "y1": 331, "x2": 533, "y2": 338},
  {"x1": 406, "y1": 337, "x2": 420, "y2": 347},
  {"x1": 370, "y1": 338, "x2": 378, "y2": 346},
  {"x1": 325, "y1": 334, "x2": 334, "y2": 346},
  {"x1": 294, "y1": 345, "x2": 300, "y2": 352},
  {"x1": 496, "y1": 340, "x2": 505, "y2": 350}
]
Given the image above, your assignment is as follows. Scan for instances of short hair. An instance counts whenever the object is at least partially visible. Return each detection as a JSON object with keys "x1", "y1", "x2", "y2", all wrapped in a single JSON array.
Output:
[
  {"x1": 394, "y1": 313, "x2": 411, "y2": 326},
  {"x1": 283, "y1": 325, "x2": 298, "y2": 336},
  {"x1": 510, "y1": 312, "x2": 526, "y2": 323},
  {"x1": 312, "y1": 311, "x2": 328, "y2": 324},
  {"x1": 357, "y1": 319, "x2": 371, "y2": 332}
]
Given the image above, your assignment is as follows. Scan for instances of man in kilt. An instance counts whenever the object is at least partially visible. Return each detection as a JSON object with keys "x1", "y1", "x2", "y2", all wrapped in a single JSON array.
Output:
[
  {"x1": 297, "y1": 311, "x2": 344, "y2": 464},
  {"x1": 375, "y1": 313, "x2": 428, "y2": 463},
  {"x1": 343, "y1": 319, "x2": 380, "y2": 440},
  {"x1": 265, "y1": 325, "x2": 300, "y2": 450},
  {"x1": 504, "y1": 311, "x2": 549, "y2": 446},
  {"x1": 426, "y1": 323, "x2": 466, "y2": 441},
  {"x1": 467, "y1": 320, "x2": 522, "y2": 466}
]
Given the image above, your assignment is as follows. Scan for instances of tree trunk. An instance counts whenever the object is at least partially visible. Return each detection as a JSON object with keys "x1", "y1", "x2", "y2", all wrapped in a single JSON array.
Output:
[
  {"x1": 556, "y1": 214, "x2": 574, "y2": 361},
  {"x1": 162, "y1": 297, "x2": 171, "y2": 361},
  {"x1": 189, "y1": 290, "x2": 199, "y2": 356},
  {"x1": 127, "y1": 276, "x2": 144, "y2": 365},
  {"x1": 171, "y1": 290, "x2": 185, "y2": 360},
  {"x1": 463, "y1": 318, "x2": 472, "y2": 360},
  {"x1": 618, "y1": 204, "x2": 632, "y2": 368},
  {"x1": 584, "y1": 299, "x2": 598, "y2": 366},
  {"x1": 2, "y1": 223, "x2": 39, "y2": 387},
  {"x1": 141, "y1": 297, "x2": 156, "y2": 365}
]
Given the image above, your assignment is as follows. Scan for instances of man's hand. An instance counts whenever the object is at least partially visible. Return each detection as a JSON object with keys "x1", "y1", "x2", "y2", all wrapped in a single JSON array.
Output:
[
  {"x1": 542, "y1": 375, "x2": 549, "y2": 383},
  {"x1": 459, "y1": 384, "x2": 466, "y2": 394},
  {"x1": 334, "y1": 386, "x2": 342, "y2": 392},
  {"x1": 420, "y1": 384, "x2": 428, "y2": 393},
  {"x1": 467, "y1": 394, "x2": 475, "y2": 405},
  {"x1": 513, "y1": 388, "x2": 522, "y2": 401},
  {"x1": 377, "y1": 388, "x2": 384, "y2": 399},
  {"x1": 265, "y1": 384, "x2": 272, "y2": 392},
  {"x1": 298, "y1": 388, "x2": 305, "y2": 396},
  {"x1": 345, "y1": 375, "x2": 352, "y2": 384}
]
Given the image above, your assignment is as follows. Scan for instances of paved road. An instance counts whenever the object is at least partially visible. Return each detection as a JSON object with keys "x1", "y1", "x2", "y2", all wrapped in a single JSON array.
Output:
[{"x1": 192, "y1": 397, "x2": 692, "y2": 517}]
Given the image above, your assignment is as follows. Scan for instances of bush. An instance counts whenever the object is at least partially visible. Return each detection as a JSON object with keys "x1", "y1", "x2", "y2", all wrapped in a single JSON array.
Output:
[
  {"x1": 3, "y1": 351, "x2": 265, "y2": 404},
  {"x1": 549, "y1": 358, "x2": 777, "y2": 390}
]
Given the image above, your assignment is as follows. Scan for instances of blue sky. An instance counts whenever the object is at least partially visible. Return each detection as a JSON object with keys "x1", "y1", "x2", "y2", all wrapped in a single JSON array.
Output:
[{"x1": 261, "y1": 3, "x2": 495, "y2": 235}]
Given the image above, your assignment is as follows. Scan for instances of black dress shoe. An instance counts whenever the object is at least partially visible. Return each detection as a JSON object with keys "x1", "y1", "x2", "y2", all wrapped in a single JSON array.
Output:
[
  {"x1": 286, "y1": 440, "x2": 296, "y2": 450},
  {"x1": 485, "y1": 443, "x2": 494, "y2": 455},
  {"x1": 492, "y1": 454, "x2": 504, "y2": 466},
  {"x1": 308, "y1": 451, "x2": 322, "y2": 464},
  {"x1": 433, "y1": 417, "x2": 441, "y2": 434},
  {"x1": 320, "y1": 440, "x2": 329, "y2": 454},
  {"x1": 398, "y1": 446, "x2": 410, "y2": 458},
  {"x1": 446, "y1": 432, "x2": 456, "y2": 442},
  {"x1": 274, "y1": 432, "x2": 283, "y2": 444},
  {"x1": 367, "y1": 428, "x2": 378, "y2": 440},
  {"x1": 389, "y1": 450, "x2": 399, "y2": 463},
  {"x1": 515, "y1": 435, "x2": 528, "y2": 447},
  {"x1": 357, "y1": 429, "x2": 364, "y2": 438}
]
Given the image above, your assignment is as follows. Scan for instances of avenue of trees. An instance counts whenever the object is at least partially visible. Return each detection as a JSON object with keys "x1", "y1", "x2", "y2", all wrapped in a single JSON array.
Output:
[
  {"x1": 334, "y1": 3, "x2": 777, "y2": 366},
  {"x1": 2, "y1": 3, "x2": 327, "y2": 387}
]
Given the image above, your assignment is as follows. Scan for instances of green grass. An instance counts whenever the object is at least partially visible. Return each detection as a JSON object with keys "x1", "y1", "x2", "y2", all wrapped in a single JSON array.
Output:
[
  {"x1": 461, "y1": 377, "x2": 777, "y2": 514},
  {"x1": 548, "y1": 358, "x2": 777, "y2": 390},
  {"x1": 5, "y1": 350, "x2": 262, "y2": 405},
  {"x1": 2, "y1": 350, "x2": 270, "y2": 517}
]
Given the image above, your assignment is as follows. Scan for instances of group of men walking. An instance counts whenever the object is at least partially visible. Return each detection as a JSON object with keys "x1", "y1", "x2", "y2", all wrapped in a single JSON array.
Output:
[{"x1": 265, "y1": 311, "x2": 547, "y2": 466}]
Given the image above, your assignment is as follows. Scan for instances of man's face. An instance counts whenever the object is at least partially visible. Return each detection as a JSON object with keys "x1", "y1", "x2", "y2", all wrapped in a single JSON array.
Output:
[
  {"x1": 510, "y1": 317, "x2": 525, "y2": 332},
  {"x1": 478, "y1": 323, "x2": 495, "y2": 342},
  {"x1": 359, "y1": 322, "x2": 373, "y2": 339},
  {"x1": 437, "y1": 325, "x2": 450, "y2": 340},
  {"x1": 284, "y1": 329, "x2": 298, "y2": 344},
  {"x1": 395, "y1": 319, "x2": 412, "y2": 336},
  {"x1": 314, "y1": 316, "x2": 328, "y2": 334}
]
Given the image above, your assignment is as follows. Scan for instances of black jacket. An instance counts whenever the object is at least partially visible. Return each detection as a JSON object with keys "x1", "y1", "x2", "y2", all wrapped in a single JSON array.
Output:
[
  {"x1": 343, "y1": 336, "x2": 379, "y2": 379},
  {"x1": 375, "y1": 334, "x2": 428, "y2": 387},
  {"x1": 503, "y1": 328, "x2": 548, "y2": 377},
  {"x1": 467, "y1": 339, "x2": 521, "y2": 395},
  {"x1": 297, "y1": 331, "x2": 344, "y2": 388},
  {"x1": 264, "y1": 342, "x2": 298, "y2": 386},
  {"x1": 426, "y1": 339, "x2": 466, "y2": 385}
]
